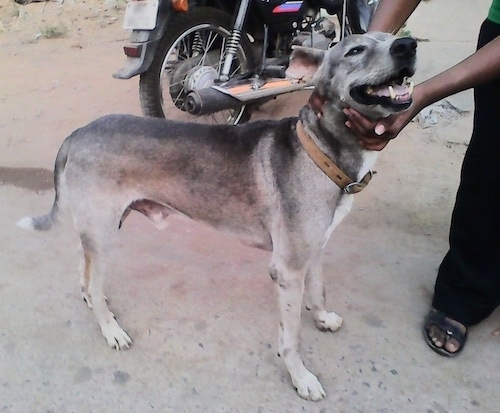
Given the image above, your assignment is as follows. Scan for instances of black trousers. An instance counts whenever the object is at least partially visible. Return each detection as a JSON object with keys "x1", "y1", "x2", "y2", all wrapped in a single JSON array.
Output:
[{"x1": 433, "y1": 19, "x2": 500, "y2": 326}]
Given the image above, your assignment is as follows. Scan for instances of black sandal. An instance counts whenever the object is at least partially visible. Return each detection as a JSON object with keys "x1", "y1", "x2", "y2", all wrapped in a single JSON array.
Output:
[{"x1": 423, "y1": 309, "x2": 468, "y2": 357}]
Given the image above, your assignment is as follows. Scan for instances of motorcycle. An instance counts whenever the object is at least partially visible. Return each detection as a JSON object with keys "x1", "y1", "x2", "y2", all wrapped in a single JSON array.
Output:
[{"x1": 114, "y1": 0, "x2": 378, "y2": 124}]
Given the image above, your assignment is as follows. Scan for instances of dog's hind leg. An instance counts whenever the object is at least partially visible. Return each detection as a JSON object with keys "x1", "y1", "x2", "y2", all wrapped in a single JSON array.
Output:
[
  {"x1": 78, "y1": 227, "x2": 132, "y2": 350},
  {"x1": 270, "y1": 249, "x2": 326, "y2": 401},
  {"x1": 305, "y1": 260, "x2": 342, "y2": 332},
  {"x1": 78, "y1": 237, "x2": 108, "y2": 309}
]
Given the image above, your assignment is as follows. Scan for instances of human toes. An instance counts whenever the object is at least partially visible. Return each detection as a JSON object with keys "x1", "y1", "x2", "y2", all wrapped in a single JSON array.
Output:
[
  {"x1": 443, "y1": 319, "x2": 467, "y2": 353},
  {"x1": 424, "y1": 309, "x2": 468, "y2": 356},
  {"x1": 428, "y1": 324, "x2": 447, "y2": 348}
]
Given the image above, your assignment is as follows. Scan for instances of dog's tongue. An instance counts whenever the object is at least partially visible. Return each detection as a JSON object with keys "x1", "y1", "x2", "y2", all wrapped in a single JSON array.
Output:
[{"x1": 373, "y1": 83, "x2": 412, "y2": 103}]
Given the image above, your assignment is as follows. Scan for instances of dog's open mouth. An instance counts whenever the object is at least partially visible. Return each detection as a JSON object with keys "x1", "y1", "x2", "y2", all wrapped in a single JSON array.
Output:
[{"x1": 350, "y1": 70, "x2": 415, "y2": 111}]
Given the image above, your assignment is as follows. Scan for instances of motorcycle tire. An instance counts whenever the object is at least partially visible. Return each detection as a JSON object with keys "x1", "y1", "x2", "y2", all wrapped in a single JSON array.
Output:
[{"x1": 139, "y1": 7, "x2": 256, "y2": 125}]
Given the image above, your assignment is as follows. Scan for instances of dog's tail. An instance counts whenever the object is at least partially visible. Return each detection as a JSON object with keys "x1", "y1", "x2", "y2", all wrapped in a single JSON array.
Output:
[{"x1": 17, "y1": 137, "x2": 70, "y2": 232}]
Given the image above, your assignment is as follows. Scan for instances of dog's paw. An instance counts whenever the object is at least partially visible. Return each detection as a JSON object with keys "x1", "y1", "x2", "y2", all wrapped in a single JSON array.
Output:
[
  {"x1": 100, "y1": 320, "x2": 133, "y2": 350},
  {"x1": 314, "y1": 310, "x2": 342, "y2": 332},
  {"x1": 292, "y1": 371, "x2": 326, "y2": 401}
]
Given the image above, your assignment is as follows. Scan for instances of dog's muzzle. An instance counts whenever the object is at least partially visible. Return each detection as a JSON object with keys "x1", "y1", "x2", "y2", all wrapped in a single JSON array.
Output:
[{"x1": 350, "y1": 37, "x2": 417, "y2": 112}]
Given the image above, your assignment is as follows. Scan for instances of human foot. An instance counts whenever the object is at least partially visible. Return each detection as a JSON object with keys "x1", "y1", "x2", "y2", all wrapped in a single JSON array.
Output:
[{"x1": 423, "y1": 309, "x2": 468, "y2": 357}]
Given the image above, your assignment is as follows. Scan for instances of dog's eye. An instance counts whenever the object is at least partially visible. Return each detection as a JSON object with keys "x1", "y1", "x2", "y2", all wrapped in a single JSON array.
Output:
[{"x1": 345, "y1": 46, "x2": 366, "y2": 57}]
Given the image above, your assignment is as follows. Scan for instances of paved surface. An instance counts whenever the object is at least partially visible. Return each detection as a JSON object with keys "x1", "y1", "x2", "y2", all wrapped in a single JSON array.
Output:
[{"x1": 0, "y1": 0, "x2": 498, "y2": 411}]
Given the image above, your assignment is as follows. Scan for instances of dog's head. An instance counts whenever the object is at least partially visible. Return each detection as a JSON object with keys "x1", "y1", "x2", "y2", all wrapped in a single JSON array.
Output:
[{"x1": 286, "y1": 32, "x2": 417, "y2": 119}]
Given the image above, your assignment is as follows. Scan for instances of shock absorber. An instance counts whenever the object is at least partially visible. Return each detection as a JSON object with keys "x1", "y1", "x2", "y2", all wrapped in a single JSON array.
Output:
[
  {"x1": 219, "y1": 0, "x2": 251, "y2": 81},
  {"x1": 192, "y1": 32, "x2": 204, "y2": 57},
  {"x1": 221, "y1": 29, "x2": 242, "y2": 78}
]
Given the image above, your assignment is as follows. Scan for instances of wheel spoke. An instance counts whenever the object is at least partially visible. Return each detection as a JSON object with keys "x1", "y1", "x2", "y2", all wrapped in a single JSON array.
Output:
[
  {"x1": 218, "y1": 37, "x2": 227, "y2": 71},
  {"x1": 229, "y1": 61, "x2": 242, "y2": 78},
  {"x1": 171, "y1": 83, "x2": 185, "y2": 106},
  {"x1": 200, "y1": 30, "x2": 219, "y2": 66},
  {"x1": 204, "y1": 30, "x2": 219, "y2": 53}
]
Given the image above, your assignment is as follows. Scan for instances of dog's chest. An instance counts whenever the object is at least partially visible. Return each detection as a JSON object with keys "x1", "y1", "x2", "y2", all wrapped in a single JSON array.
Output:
[
  {"x1": 357, "y1": 150, "x2": 378, "y2": 181},
  {"x1": 321, "y1": 150, "x2": 378, "y2": 248}
]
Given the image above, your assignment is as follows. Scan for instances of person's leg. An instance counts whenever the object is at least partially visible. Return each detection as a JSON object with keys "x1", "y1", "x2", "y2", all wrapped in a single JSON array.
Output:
[{"x1": 425, "y1": 18, "x2": 500, "y2": 356}]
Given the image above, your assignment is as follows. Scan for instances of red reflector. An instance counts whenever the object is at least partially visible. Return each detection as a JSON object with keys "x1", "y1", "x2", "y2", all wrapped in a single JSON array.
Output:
[
  {"x1": 172, "y1": 0, "x2": 188, "y2": 12},
  {"x1": 123, "y1": 44, "x2": 143, "y2": 58}
]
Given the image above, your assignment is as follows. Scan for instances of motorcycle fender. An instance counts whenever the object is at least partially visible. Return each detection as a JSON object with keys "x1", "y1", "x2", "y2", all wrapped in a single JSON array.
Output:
[
  {"x1": 113, "y1": 0, "x2": 233, "y2": 79},
  {"x1": 113, "y1": 36, "x2": 161, "y2": 79},
  {"x1": 113, "y1": 3, "x2": 181, "y2": 79}
]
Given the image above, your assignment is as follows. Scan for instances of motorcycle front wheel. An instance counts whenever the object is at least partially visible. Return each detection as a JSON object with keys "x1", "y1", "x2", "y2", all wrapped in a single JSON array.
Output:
[{"x1": 139, "y1": 7, "x2": 256, "y2": 125}]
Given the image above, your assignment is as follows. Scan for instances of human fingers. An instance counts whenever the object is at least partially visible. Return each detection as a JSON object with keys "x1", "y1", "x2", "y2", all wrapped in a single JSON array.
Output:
[
  {"x1": 343, "y1": 109, "x2": 393, "y2": 151},
  {"x1": 358, "y1": 136, "x2": 391, "y2": 151},
  {"x1": 343, "y1": 108, "x2": 379, "y2": 136}
]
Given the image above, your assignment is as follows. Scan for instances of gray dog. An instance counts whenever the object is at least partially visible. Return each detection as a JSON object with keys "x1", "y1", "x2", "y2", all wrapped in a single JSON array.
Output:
[{"x1": 18, "y1": 32, "x2": 416, "y2": 400}]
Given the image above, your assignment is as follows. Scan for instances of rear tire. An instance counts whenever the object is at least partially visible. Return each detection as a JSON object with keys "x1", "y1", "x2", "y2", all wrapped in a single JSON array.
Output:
[{"x1": 139, "y1": 7, "x2": 256, "y2": 125}]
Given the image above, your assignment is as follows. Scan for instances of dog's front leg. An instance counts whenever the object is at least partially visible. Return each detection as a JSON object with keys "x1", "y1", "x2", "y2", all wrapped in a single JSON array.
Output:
[
  {"x1": 271, "y1": 260, "x2": 326, "y2": 401},
  {"x1": 305, "y1": 260, "x2": 342, "y2": 332}
]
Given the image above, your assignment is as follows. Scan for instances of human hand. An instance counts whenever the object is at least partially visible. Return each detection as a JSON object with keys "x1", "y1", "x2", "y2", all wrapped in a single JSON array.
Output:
[{"x1": 343, "y1": 108, "x2": 414, "y2": 151}]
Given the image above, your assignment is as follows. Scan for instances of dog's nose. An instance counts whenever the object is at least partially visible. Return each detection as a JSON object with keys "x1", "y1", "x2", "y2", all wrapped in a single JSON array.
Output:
[{"x1": 390, "y1": 37, "x2": 417, "y2": 58}]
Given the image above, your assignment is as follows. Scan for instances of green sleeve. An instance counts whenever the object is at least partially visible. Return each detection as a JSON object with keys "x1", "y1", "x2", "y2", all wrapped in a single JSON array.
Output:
[{"x1": 489, "y1": 0, "x2": 500, "y2": 24}]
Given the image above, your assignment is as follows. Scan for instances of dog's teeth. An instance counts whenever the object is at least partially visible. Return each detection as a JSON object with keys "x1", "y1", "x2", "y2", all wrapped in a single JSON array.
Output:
[
  {"x1": 366, "y1": 86, "x2": 374, "y2": 95},
  {"x1": 408, "y1": 80, "x2": 414, "y2": 95},
  {"x1": 388, "y1": 85, "x2": 396, "y2": 100}
]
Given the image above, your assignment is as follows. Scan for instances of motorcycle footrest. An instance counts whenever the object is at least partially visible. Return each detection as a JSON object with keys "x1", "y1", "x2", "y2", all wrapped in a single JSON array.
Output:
[{"x1": 261, "y1": 65, "x2": 287, "y2": 79}]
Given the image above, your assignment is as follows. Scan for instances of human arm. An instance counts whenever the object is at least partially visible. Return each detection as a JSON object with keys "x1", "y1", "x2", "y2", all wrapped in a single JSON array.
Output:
[
  {"x1": 368, "y1": 0, "x2": 421, "y2": 33},
  {"x1": 346, "y1": 32, "x2": 500, "y2": 150}
]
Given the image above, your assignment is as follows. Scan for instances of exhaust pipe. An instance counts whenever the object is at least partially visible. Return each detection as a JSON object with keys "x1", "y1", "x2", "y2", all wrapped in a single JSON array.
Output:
[
  {"x1": 184, "y1": 78, "x2": 308, "y2": 116},
  {"x1": 184, "y1": 88, "x2": 241, "y2": 116}
]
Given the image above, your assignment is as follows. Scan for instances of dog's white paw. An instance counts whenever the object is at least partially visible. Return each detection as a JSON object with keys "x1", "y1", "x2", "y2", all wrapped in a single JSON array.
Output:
[
  {"x1": 314, "y1": 310, "x2": 342, "y2": 332},
  {"x1": 292, "y1": 370, "x2": 326, "y2": 401},
  {"x1": 17, "y1": 216, "x2": 35, "y2": 230},
  {"x1": 100, "y1": 320, "x2": 133, "y2": 350}
]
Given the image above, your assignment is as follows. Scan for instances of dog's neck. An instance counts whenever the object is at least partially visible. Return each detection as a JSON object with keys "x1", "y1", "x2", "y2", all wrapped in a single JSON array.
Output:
[
  {"x1": 307, "y1": 90, "x2": 348, "y2": 127},
  {"x1": 301, "y1": 90, "x2": 374, "y2": 184},
  {"x1": 305, "y1": 90, "x2": 354, "y2": 148}
]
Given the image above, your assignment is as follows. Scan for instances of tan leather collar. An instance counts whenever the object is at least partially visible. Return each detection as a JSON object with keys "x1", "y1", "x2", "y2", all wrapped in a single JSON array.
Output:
[{"x1": 295, "y1": 120, "x2": 375, "y2": 194}]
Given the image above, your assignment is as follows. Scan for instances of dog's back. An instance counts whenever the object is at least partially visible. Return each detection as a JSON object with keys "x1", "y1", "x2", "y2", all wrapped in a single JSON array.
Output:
[{"x1": 19, "y1": 114, "x2": 300, "y2": 248}]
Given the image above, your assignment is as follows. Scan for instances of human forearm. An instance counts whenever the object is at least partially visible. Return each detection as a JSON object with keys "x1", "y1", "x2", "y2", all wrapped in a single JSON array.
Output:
[
  {"x1": 416, "y1": 36, "x2": 500, "y2": 109},
  {"x1": 368, "y1": 0, "x2": 421, "y2": 33}
]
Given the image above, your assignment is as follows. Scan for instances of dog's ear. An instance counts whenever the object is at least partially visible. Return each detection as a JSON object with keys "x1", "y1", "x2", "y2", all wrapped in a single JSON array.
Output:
[{"x1": 285, "y1": 46, "x2": 325, "y2": 82}]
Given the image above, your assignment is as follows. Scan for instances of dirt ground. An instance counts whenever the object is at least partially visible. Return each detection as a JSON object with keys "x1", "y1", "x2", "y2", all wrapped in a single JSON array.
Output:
[{"x1": 0, "y1": 0, "x2": 498, "y2": 412}]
